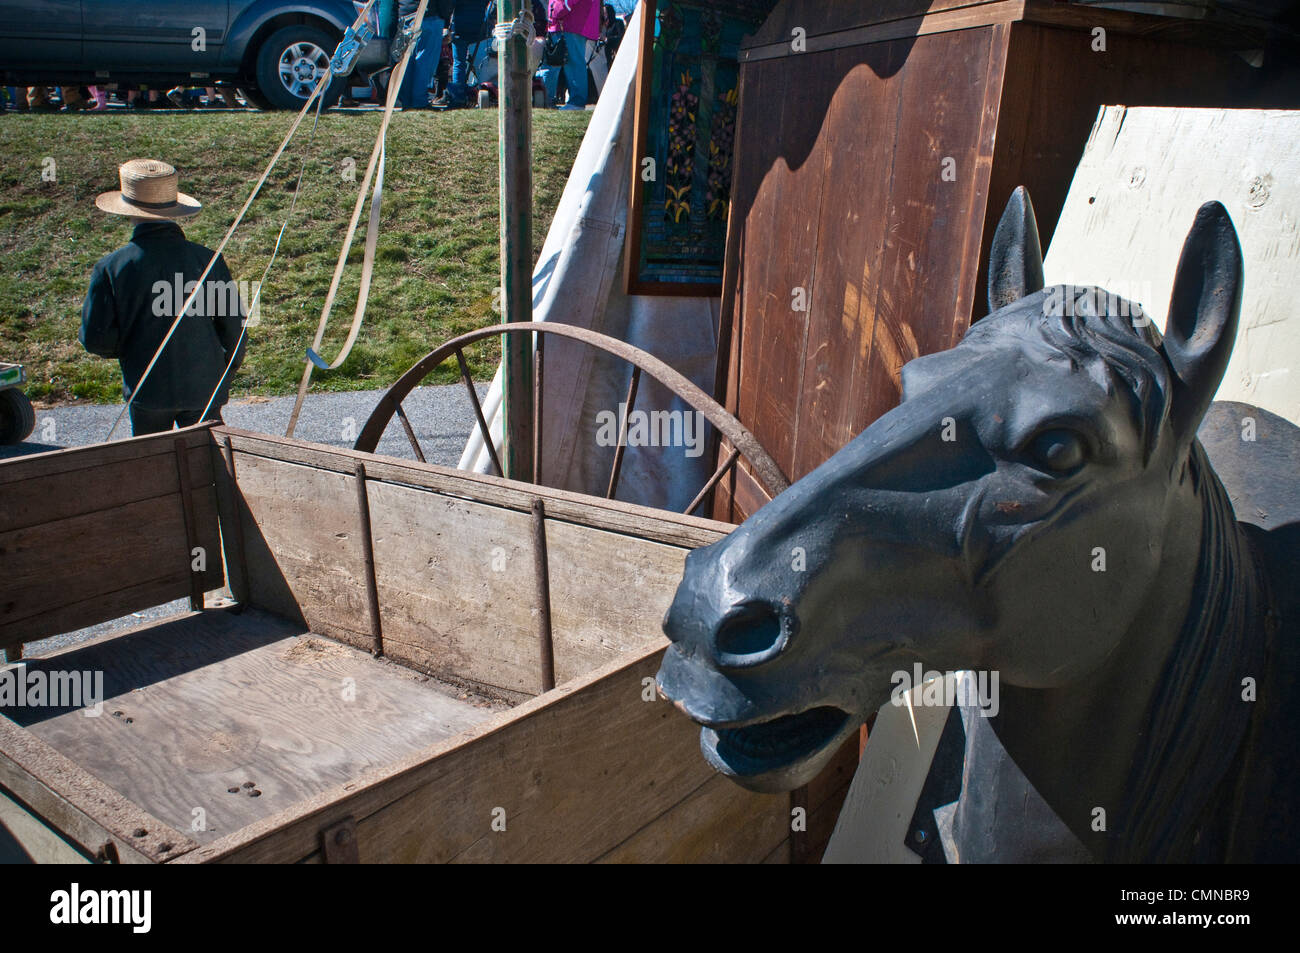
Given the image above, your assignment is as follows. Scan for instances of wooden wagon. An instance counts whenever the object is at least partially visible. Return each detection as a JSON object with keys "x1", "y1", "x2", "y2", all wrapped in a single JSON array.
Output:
[{"x1": 0, "y1": 424, "x2": 851, "y2": 863}]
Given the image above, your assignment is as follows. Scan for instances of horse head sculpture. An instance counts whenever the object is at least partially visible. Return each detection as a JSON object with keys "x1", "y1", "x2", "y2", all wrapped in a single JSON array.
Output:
[{"x1": 658, "y1": 188, "x2": 1299, "y2": 862}]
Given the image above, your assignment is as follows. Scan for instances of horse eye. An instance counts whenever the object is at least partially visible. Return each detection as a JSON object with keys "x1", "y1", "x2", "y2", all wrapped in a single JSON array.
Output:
[{"x1": 1026, "y1": 429, "x2": 1086, "y2": 473}]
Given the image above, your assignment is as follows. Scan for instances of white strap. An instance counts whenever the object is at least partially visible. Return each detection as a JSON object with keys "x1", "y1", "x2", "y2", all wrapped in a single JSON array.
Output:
[{"x1": 285, "y1": 0, "x2": 430, "y2": 437}]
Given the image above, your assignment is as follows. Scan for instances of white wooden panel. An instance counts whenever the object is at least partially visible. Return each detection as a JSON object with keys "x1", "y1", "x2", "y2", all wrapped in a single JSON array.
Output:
[
  {"x1": 822, "y1": 679, "x2": 953, "y2": 864},
  {"x1": 1043, "y1": 106, "x2": 1300, "y2": 424}
]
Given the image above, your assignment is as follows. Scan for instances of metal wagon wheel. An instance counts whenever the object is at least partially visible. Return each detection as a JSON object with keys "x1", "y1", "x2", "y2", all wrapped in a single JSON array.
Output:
[{"x1": 353, "y1": 322, "x2": 789, "y2": 515}]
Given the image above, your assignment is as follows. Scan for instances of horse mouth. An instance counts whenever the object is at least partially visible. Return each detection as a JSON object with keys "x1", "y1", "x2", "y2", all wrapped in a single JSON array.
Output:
[{"x1": 703, "y1": 706, "x2": 851, "y2": 790}]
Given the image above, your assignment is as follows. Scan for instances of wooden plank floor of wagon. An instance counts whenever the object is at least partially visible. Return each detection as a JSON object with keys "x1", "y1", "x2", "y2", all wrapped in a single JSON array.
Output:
[{"x1": 1, "y1": 607, "x2": 510, "y2": 844}]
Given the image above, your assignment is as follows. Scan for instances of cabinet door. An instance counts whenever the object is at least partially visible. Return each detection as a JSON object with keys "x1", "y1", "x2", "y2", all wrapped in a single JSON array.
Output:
[
  {"x1": 0, "y1": 0, "x2": 81, "y2": 70},
  {"x1": 81, "y1": 1, "x2": 230, "y2": 74}
]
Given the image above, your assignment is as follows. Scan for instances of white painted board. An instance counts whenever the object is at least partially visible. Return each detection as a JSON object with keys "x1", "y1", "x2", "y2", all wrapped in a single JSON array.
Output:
[{"x1": 1043, "y1": 106, "x2": 1300, "y2": 424}]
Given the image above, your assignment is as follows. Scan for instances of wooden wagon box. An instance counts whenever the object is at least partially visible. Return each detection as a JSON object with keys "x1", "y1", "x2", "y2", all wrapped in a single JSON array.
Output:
[{"x1": 0, "y1": 425, "x2": 849, "y2": 863}]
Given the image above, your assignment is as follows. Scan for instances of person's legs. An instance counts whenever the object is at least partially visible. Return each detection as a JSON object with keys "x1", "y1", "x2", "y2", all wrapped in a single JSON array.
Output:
[
  {"x1": 446, "y1": 36, "x2": 474, "y2": 106},
  {"x1": 129, "y1": 406, "x2": 179, "y2": 436},
  {"x1": 397, "y1": 16, "x2": 445, "y2": 108},
  {"x1": 538, "y1": 64, "x2": 560, "y2": 105},
  {"x1": 560, "y1": 31, "x2": 588, "y2": 107}
]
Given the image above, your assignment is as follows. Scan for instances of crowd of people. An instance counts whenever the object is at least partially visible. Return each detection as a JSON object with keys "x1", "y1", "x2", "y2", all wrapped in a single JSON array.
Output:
[{"x1": 384, "y1": 0, "x2": 630, "y2": 111}]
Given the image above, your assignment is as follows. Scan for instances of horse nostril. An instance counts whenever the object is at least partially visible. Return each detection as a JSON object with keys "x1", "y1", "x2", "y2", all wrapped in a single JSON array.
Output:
[{"x1": 714, "y1": 603, "x2": 791, "y2": 668}]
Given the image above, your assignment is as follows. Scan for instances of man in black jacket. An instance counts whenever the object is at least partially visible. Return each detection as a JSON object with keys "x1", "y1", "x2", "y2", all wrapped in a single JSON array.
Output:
[{"x1": 81, "y1": 159, "x2": 246, "y2": 436}]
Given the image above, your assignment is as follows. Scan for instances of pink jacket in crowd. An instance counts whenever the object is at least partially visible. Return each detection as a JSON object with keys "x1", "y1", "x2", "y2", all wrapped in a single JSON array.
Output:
[{"x1": 548, "y1": 0, "x2": 600, "y2": 40}]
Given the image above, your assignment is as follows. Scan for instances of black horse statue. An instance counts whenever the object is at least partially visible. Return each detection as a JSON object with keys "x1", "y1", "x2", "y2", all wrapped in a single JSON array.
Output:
[{"x1": 657, "y1": 189, "x2": 1300, "y2": 862}]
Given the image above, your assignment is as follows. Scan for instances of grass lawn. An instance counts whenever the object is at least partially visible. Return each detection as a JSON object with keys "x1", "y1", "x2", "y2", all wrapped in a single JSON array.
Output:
[{"x1": 0, "y1": 108, "x2": 590, "y2": 404}]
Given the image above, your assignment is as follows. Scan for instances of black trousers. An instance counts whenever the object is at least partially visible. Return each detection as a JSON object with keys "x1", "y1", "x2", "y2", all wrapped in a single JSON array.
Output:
[{"x1": 128, "y1": 406, "x2": 224, "y2": 436}]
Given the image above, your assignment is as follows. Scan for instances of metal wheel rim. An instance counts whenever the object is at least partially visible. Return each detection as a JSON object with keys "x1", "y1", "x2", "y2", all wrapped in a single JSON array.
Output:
[
  {"x1": 278, "y1": 41, "x2": 330, "y2": 100},
  {"x1": 353, "y1": 321, "x2": 790, "y2": 504}
]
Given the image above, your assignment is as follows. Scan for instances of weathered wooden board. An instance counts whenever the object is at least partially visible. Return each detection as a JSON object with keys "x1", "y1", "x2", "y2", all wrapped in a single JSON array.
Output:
[
  {"x1": 0, "y1": 785, "x2": 89, "y2": 863},
  {"x1": 0, "y1": 491, "x2": 222, "y2": 648},
  {"x1": 0, "y1": 425, "x2": 223, "y2": 649},
  {"x1": 0, "y1": 713, "x2": 195, "y2": 863},
  {"x1": 1043, "y1": 106, "x2": 1300, "y2": 425},
  {"x1": 0, "y1": 494, "x2": 220, "y2": 626},
  {"x1": 822, "y1": 681, "x2": 954, "y2": 864},
  {"x1": 368, "y1": 481, "x2": 683, "y2": 695},
  {"x1": 0, "y1": 436, "x2": 212, "y2": 534},
  {"x1": 596, "y1": 772, "x2": 789, "y2": 863},
  {"x1": 173, "y1": 648, "x2": 788, "y2": 863},
  {"x1": 227, "y1": 435, "x2": 697, "y2": 698},
  {"x1": 1, "y1": 424, "x2": 810, "y2": 863},
  {"x1": 6, "y1": 607, "x2": 505, "y2": 845},
  {"x1": 230, "y1": 452, "x2": 371, "y2": 645},
  {"x1": 216, "y1": 427, "x2": 732, "y2": 549}
]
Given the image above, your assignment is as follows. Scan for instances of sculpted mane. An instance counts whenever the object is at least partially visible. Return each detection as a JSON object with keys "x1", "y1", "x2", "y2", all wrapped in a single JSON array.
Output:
[
  {"x1": 1115, "y1": 441, "x2": 1265, "y2": 862},
  {"x1": 964, "y1": 288, "x2": 1171, "y2": 464}
]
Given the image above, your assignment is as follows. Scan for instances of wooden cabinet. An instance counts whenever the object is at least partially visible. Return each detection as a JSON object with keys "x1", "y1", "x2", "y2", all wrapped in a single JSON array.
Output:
[{"x1": 711, "y1": 0, "x2": 1290, "y2": 521}]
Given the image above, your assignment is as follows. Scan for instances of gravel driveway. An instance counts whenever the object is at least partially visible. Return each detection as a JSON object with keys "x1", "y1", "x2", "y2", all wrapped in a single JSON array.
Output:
[{"x1": 1, "y1": 384, "x2": 482, "y2": 464}]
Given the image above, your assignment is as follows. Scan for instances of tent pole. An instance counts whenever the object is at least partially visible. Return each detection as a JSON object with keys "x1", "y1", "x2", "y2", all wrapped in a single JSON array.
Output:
[{"x1": 498, "y1": 0, "x2": 535, "y2": 481}]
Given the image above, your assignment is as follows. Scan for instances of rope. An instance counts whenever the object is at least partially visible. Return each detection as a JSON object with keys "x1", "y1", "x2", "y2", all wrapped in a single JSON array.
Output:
[
  {"x1": 197, "y1": 91, "x2": 330, "y2": 424},
  {"x1": 105, "y1": 0, "x2": 381, "y2": 440},
  {"x1": 285, "y1": 0, "x2": 432, "y2": 437},
  {"x1": 493, "y1": 9, "x2": 536, "y2": 45}
]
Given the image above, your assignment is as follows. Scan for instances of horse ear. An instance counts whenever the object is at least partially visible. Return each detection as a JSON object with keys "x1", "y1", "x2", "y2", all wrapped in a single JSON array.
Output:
[
  {"x1": 987, "y1": 186, "x2": 1045, "y2": 312},
  {"x1": 1161, "y1": 201, "x2": 1243, "y2": 441}
]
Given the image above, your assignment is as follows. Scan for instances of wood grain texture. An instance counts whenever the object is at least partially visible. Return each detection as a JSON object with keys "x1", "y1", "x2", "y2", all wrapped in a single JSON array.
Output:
[
  {"x1": 0, "y1": 713, "x2": 195, "y2": 863},
  {"x1": 0, "y1": 425, "x2": 223, "y2": 650},
  {"x1": 0, "y1": 424, "x2": 211, "y2": 489},
  {"x1": 7, "y1": 607, "x2": 506, "y2": 846},
  {"x1": 233, "y1": 451, "x2": 688, "y2": 697},
  {"x1": 177, "y1": 648, "x2": 789, "y2": 863},
  {"x1": 216, "y1": 427, "x2": 733, "y2": 550},
  {"x1": 792, "y1": 40, "x2": 903, "y2": 480},
  {"x1": 0, "y1": 490, "x2": 222, "y2": 648},
  {"x1": 596, "y1": 772, "x2": 788, "y2": 863},
  {"x1": 733, "y1": 52, "x2": 830, "y2": 482},
  {"x1": 0, "y1": 785, "x2": 89, "y2": 863},
  {"x1": 858, "y1": 26, "x2": 999, "y2": 426},
  {"x1": 713, "y1": 4, "x2": 1277, "y2": 523},
  {"x1": 0, "y1": 439, "x2": 213, "y2": 535}
]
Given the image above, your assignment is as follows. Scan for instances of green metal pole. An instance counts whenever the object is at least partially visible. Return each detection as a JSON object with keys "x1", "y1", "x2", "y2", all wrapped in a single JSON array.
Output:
[{"x1": 498, "y1": 0, "x2": 535, "y2": 481}]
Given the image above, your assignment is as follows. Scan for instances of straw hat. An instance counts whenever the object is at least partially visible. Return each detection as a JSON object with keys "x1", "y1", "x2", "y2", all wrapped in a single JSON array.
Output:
[{"x1": 95, "y1": 159, "x2": 201, "y2": 219}]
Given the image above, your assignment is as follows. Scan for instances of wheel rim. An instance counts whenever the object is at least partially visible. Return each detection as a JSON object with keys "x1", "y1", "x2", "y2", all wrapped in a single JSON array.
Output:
[
  {"x1": 277, "y1": 41, "x2": 330, "y2": 100},
  {"x1": 353, "y1": 321, "x2": 791, "y2": 512}
]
